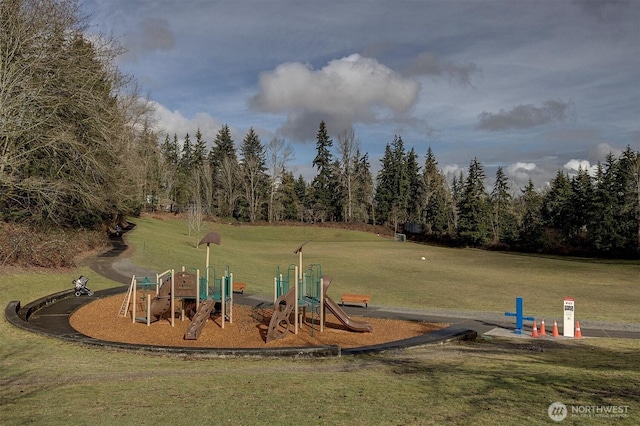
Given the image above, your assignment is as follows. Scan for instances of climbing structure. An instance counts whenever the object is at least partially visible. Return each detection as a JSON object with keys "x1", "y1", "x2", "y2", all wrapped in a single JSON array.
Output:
[{"x1": 265, "y1": 287, "x2": 297, "y2": 343}]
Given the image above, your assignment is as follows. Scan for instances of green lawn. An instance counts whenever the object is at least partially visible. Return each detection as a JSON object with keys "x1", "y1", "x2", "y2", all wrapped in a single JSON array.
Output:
[
  {"x1": 126, "y1": 216, "x2": 640, "y2": 323},
  {"x1": 1, "y1": 217, "x2": 639, "y2": 425}
]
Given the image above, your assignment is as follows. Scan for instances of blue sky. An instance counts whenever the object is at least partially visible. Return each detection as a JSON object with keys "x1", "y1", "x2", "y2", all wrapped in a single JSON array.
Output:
[{"x1": 82, "y1": 0, "x2": 640, "y2": 189}]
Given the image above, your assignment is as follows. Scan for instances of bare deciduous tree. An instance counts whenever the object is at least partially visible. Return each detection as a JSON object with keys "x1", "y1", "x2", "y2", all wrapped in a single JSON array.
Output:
[{"x1": 266, "y1": 137, "x2": 293, "y2": 223}]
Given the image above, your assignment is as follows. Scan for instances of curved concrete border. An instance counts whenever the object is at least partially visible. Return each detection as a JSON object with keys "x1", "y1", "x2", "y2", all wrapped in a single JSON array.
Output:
[{"x1": 5, "y1": 288, "x2": 476, "y2": 358}]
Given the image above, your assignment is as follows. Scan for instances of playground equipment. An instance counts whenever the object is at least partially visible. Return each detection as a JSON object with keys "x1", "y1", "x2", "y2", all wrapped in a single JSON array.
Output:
[
  {"x1": 117, "y1": 230, "x2": 235, "y2": 339},
  {"x1": 72, "y1": 276, "x2": 93, "y2": 297},
  {"x1": 266, "y1": 266, "x2": 325, "y2": 343},
  {"x1": 266, "y1": 242, "x2": 372, "y2": 343},
  {"x1": 323, "y1": 278, "x2": 373, "y2": 332},
  {"x1": 118, "y1": 266, "x2": 234, "y2": 335},
  {"x1": 118, "y1": 271, "x2": 175, "y2": 326},
  {"x1": 184, "y1": 265, "x2": 234, "y2": 339}
]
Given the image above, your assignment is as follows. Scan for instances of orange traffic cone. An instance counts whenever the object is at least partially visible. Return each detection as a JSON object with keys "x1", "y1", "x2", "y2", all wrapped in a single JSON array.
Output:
[
  {"x1": 552, "y1": 320, "x2": 560, "y2": 337},
  {"x1": 539, "y1": 319, "x2": 547, "y2": 336},
  {"x1": 531, "y1": 320, "x2": 539, "y2": 338},
  {"x1": 575, "y1": 321, "x2": 583, "y2": 339}
]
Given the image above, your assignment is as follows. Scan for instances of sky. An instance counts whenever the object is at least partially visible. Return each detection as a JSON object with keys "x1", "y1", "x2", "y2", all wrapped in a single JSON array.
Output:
[{"x1": 82, "y1": 0, "x2": 640, "y2": 190}]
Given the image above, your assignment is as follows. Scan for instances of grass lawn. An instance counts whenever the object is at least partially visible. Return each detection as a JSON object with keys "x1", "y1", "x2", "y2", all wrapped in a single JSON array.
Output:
[
  {"x1": 1, "y1": 216, "x2": 639, "y2": 425},
  {"x1": 126, "y1": 216, "x2": 640, "y2": 324}
]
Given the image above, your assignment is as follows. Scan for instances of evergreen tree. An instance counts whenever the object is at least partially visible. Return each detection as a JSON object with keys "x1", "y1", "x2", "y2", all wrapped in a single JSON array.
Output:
[
  {"x1": 278, "y1": 171, "x2": 300, "y2": 221},
  {"x1": 310, "y1": 121, "x2": 335, "y2": 221},
  {"x1": 457, "y1": 158, "x2": 490, "y2": 246},
  {"x1": 617, "y1": 147, "x2": 640, "y2": 253},
  {"x1": 294, "y1": 174, "x2": 309, "y2": 221},
  {"x1": 375, "y1": 135, "x2": 409, "y2": 231},
  {"x1": 160, "y1": 134, "x2": 179, "y2": 166},
  {"x1": 421, "y1": 147, "x2": 451, "y2": 236},
  {"x1": 209, "y1": 124, "x2": 236, "y2": 170},
  {"x1": 542, "y1": 170, "x2": 573, "y2": 242},
  {"x1": 353, "y1": 150, "x2": 374, "y2": 223},
  {"x1": 192, "y1": 128, "x2": 207, "y2": 166},
  {"x1": 588, "y1": 157, "x2": 621, "y2": 253},
  {"x1": 516, "y1": 179, "x2": 543, "y2": 251},
  {"x1": 450, "y1": 170, "x2": 465, "y2": 233},
  {"x1": 179, "y1": 133, "x2": 193, "y2": 174},
  {"x1": 406, "y1": 147, "x2": 421, "y2": 224},
  {"x1": 209, "y1": 124, "x2": 239, "y2": 218},
  {"x1": 568, "y1": 167, "x2": 593, "y2": 243},
  {"x1": 490, "y1": 167, "x2": 518, "y2": 244}
]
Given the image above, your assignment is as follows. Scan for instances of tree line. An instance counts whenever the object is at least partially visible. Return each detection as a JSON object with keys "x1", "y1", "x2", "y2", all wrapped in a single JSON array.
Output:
[
  {"x1": 150, "y1": 120, "x2": 639, "y2": 258},
  {"x1": 2, "y1": 0, "x2": 638, "y2": 260}
]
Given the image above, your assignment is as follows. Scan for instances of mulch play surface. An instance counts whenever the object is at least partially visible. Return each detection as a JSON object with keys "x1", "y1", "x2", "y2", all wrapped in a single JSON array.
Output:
[{"x1": 70, "y1": 295, "x2": 446, "y2": 349}]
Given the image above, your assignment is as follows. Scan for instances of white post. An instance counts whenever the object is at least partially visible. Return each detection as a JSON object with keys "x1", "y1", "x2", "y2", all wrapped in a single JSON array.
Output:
[
  {"x1": 294, "y1": 266, "x2": 299, "y2": 335},
  {"x1": 170, "y1": 270, "x2": 175, "y2": 327},
  {"x1": 229, "y1": 272, "x2": 233, "y2": 324},
  {"x1": 132, "y1": 276, "x2": 136, "y2": 323},
  {"x1": 196, "y1": 268, "x2": 200, "y2": 310},
  {"x1": 221, "y1": 270, "x2": 226, "y2": 329},
  {"x1": 273, "y1": 276, "x2": 277, "y2": 304},
  {"x1": 205, "y1": 243, "x2": 210, "y2": 299},
  {"x1": 146, "y1": 296, "x2": 151, "y2": 326},
  {"x1": 320, "y1": 276, "x2": 324, "y2": 332},
  {"x1": 563, "y1": 297, "x2": 575, "y2": 337}
]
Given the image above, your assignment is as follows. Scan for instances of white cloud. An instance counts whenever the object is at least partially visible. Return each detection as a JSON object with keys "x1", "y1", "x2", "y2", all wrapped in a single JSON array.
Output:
[
  {"x1": 506, "y1": 162, "x2": 538, "y2": 187},
  {"x1": 443, "y1": 164, "x2": 463, "y2": 178},
  {"x1": 249, "y1": 54, "x2": 421, "y2": 140},
  {"x1": 563, "y1": 159, "x2": 598, "y2": 177},
  {"x1": 152, "y1": 102, "x2": 223, "y2": 147}
]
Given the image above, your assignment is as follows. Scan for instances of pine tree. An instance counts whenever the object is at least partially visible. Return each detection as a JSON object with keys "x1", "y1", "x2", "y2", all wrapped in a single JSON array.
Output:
[
  {"x1": 569, "y1": 167, "x2": 593, "y2": 244},
  {"x1": 375, "y1": 135, "x2": 410, "y2": 231},
  {"x1": 310, "y1": 121, "x2": 335, "y2": 221},
  {"x1": 192, "y1": 128, "x2": 207, "y2": 166},
  {"x1": 353, "y1": 150, "x2": 374, "y2": 223},
  {"x1": 516, "y1": 179, "x2": 543, "y2": 251},
  {"x1": 542, "y1": 170, "x2": 573, "y2": 242},
  {"x1": 294, "y1": 174, "x2": 308, "y2": 221},
  {"x1": 406, "y1": 147, "x2": 421, "y2": 224},
  {"x1": 278, "y1": 171, "x2": 300, "y2": 221},
  {"x1": 209, "y1": 124, "x2": 238, "y2": 218},
  {"x1": 421, "y1": 147, "x2": 451, "y2": 236},
  {"x1": 490, "y1": 167, "x2": 518, "y2": 244},
  {"x1": 457, "y1": 158, "x2": 490, "y2": 246}
]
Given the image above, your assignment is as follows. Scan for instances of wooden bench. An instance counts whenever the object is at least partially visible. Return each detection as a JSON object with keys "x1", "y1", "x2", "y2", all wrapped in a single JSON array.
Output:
[
  {"x1": 340, "y1": 293, "x2": 371, "y2": 308},
  {"x1": 233, "y1": 282, "x2": 247, "y2": 294}
]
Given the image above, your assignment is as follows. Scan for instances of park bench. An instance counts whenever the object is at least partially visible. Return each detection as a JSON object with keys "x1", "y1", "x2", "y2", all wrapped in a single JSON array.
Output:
[
  {"x1": 233, "y1": 282, "x2": 247, "y2": 294},
  {"x1": 340, "y1": 293, "x2": 371, "y2": 308}
]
